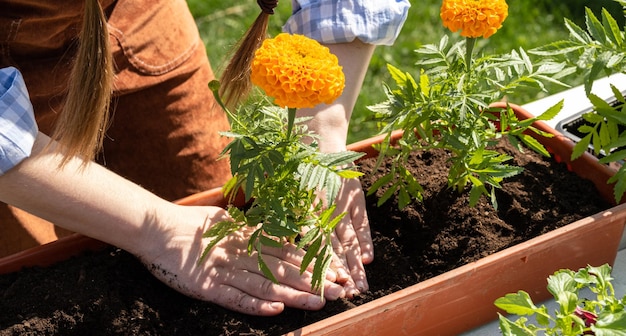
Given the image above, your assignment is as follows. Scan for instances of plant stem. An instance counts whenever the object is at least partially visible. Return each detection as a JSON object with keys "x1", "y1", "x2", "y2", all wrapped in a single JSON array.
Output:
[
  {"x1": 465, "y1": 37, "x2": 476, "y2": 74},
  {"x1": 287, "y1": 107, "x2": 297, "y2": 141}
]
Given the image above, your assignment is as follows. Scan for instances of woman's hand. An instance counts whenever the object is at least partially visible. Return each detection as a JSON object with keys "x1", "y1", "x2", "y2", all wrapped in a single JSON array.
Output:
[
  {"x1": 138, "y1": 205, "x2": 347, "y2": 316},
  {"x1": 328, "y1": 177, "x2": 373, "y2": 297}
]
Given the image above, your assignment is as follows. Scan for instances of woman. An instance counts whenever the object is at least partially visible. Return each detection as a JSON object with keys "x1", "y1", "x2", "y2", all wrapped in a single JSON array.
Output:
[{"x1": 0, "y1": 0, "x2": 409, "y2": 315}]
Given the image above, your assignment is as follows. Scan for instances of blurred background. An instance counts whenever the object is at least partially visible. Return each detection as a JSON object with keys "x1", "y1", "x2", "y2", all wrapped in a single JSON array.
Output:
[{"x1": 187, "y1": 0, "x2": 625, "y2": 143}]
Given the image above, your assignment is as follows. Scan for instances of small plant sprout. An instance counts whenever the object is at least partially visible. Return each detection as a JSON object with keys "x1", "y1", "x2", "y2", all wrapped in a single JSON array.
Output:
[
  {"x1": 495, "y1": 264, "x2": 626, "y2": 335},
  {"x1": 368, "y1": 0, "x2": 570, "y2": 209},
  {"x1": 202, "y1": 33, "x2": 364, "y2": 293}
]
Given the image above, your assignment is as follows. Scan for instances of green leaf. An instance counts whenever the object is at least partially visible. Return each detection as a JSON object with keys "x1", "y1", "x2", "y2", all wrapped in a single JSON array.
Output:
[
  {"x1": 614, "y1": 85, "x2": 626, "y2": 103},
  {"x1": 589, "y1": 92, "x2": 620, "y2": 112},
  {"x1": 565, "y1": 17, "x2": 592, "y2": 45},
  {"x1": 547, "y1": 270, "x2": 577, "y2": 299},
  {"x1": 267, "y1": 149, "x2": 285, "y2": 165},
  {"x1": 610, "y1": 169, "x2": 626, "y2": 203},
  {"x1": 403, "y1": 168, "x2": 424, "y2": 198},
  {"x1": 419, "y1": 70, "x2": 430, "y2": 98},
  {"x1": 468, "y1": 182, "x2": 486, "y2": 207},
  {"x1": 300, "y1": 234, "x2": 322, "y2": 274},
  {"x1": 587, "y1": 59, "x2": 609, "y2": 94},
  {"x1": 336, "y1": 169, "x2": 363, "y2": 179},
  {"x1": 324, "y1": 175, "x2": 342, "y2": 207},
  {"x1": 244, "y1": 166, "x2": 256, "y2": 200},
  {"x1": 367, "y1": 172, "x2": 394, "y2": 196},
  {"x1": 594, "y1": 311, "x2": 626, "y2": 335},
  {"x1": 600, "y1": 148, "x2": 626, "y2": 164},
  {"x1": 519, "y1": 134, "x2": 550, "y2": 157},
  {"x1": 438, "y1": 34, "x2": 449, "y2": 51},
  {"x1": 387, "y1": 63, "x2": 409, "y2": 87},
  {"x1": 571, "y1": 134, "x2": 592, "y2": 160},
  {"x1": 378, "y1": 181, "x2": 399, "y2": 207},
  {"x1": 317, "y1": 205, "x2": 335, "y2": 228},
  {"x1": 320, "y1": 150, "x2": 365, "y2": 166},
  {"x1": 602, "y1": 8, "x2": 623, "y2": 47},
  {"x1": 259, "y1": 235, "x2": 283, "y2": 248},
  {"x1": 587, "y1": 264, "x2": 613, "y2": 288},
  {"x1": 600, "y1": 122, "x2": 612, "y2": 147},
  {"x1": 261, "y1": 155, "x2": 275, "y2": 177},
  {"x1": 308, "y1": 166, "x2": 328, "y2": 191},
  {"x1": 398, "y1": 185, "x2": 411, "y2": 209},
  {"x1": 312, "y1": 245, "x2": 333, "y2": 292},
  {"x1": 258, "y1": 254, "x2": 279, "y2": 284},
  {"x1": 222, "y1": 176, "x2": 238, "y2": 199},
  {"x1": 534, "y1": 306, "x2": 551, "y2": 327},
  {"x1": 529, "y1": 40, "x2": 585, "y2": 56},
  {"x1": 555, "y1": 291, "x2": 578, "y2": 315},
  {"x1": 469, "y1": 147, "x2": 485, "y2": 166},
  {"x1": 519, "y1": 47, "x2": 533, "y2": 74},
  {"x1": 324, "y1": 211, "x2": 345, "y2": 232},
  {"x1": 600, "y1": 107, "x2": 626, "y2": 125},
  {"x1": 298, "y1": 227, "x2": 319, "y2": 247},
  {"x1": 535, "y1": 100, "x2": 564, "y2": 121},
  {"x1": 585, "y1": 7, "x2": 607, "y2": 44},
  {"x1": 497, "y1": 314, "x2": 535, "y2": 336},
  {"x1": 494, "y1": 291, "x2": 539, "y2": 315}
]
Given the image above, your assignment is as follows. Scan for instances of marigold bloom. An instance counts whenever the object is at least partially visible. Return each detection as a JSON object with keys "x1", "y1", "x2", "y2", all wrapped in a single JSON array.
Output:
[
  {"x1": 251, "y1": 33, "x2": 345, "y2": 109},
  {"x1": 440, "y1": 0, "x2": 508, "y2": 39}
]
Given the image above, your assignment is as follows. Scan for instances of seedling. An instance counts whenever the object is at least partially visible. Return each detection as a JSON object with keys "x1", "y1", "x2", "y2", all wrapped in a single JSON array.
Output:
[{"x1": 495, "y1": 264, "x2": 626, "y2": 335}]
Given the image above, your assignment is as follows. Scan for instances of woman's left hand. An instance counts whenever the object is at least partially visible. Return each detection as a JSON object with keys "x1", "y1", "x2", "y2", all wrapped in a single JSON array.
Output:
[{"x1": 327, "y1": 177, "x2": 373, "y2": 297}]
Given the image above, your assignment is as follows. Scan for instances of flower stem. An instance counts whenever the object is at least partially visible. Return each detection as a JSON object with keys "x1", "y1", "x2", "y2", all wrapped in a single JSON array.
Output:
[
  {"x1": 465, "y1": 37, "x2": 476, "y2": 73},
  {"x1": 287, "y1": 107, "x2": 297, "y2": 140}
]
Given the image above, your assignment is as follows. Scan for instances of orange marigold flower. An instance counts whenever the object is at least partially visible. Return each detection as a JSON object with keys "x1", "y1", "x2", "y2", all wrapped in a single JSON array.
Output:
[
  {"x1": 440, "y1": 0, "x2": 508, "y2": 39},
  {"x1": 251, "y1": 33, "x2": 345, "y2": 109}
]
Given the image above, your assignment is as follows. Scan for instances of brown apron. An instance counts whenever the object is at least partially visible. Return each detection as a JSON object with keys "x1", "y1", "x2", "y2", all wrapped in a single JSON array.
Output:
[{"x1": 0, "y1": 0, "x2": 232, "y2": 256}]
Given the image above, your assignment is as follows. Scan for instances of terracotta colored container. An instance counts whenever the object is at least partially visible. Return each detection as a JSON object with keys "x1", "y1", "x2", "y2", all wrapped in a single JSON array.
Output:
[{"x1": 1, "y1": 103, "x2": 625, "y2": 336}]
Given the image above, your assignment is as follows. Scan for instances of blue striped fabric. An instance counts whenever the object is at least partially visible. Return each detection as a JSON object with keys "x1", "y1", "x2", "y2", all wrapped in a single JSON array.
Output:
[
  {"x1": 0, "y1": 67, "x2": 38, "y2": 175},
  {"x1": 284, "y1": 0, "x2": 411, "y2": 46}
]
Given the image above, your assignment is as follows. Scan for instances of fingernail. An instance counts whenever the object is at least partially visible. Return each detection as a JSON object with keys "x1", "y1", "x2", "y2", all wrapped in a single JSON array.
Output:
[
  {"x1": 347, "y1": 288, "x2": 360, "y2": 298},
  {"x1": 338, "y1": 268, "x2": 349, "y2": 281},
  {"x1": 307, "y1": 295, "x2": 325, "y2": 308},
  {"x1": 326, "y1": 286, "x2": 345, "y2": 300},
  {"x1": 356, "y1": 281, "x2": 367, "y2": 292},
  {"x1": 270, "y1": 301, "x2": 284, "y2": 310},
  {"x1": 326, "y1": 269, "x2": 337, "y2": 282}
]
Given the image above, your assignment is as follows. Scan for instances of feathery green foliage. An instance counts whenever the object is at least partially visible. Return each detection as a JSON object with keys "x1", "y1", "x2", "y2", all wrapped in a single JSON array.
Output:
[
  {"x1": 368, "y1": 27, "x2": 568, "y2": 209},
  {"x1": 201, "y1": 81, "x2": 363, "y2": 292},
  {"x1": 531, "y1": 0, "x2": 626, "y2": 203}
]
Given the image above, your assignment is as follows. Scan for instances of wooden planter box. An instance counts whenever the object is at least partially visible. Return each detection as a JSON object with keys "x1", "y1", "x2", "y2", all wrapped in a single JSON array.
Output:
[{"x1": 1, "y1": 103, "x2": 625, "y2": 336}]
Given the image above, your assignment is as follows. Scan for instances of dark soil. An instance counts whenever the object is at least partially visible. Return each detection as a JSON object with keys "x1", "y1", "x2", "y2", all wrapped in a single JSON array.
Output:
[{"x1": 0, "y1": 139, "x2": 612, "y2": 336}]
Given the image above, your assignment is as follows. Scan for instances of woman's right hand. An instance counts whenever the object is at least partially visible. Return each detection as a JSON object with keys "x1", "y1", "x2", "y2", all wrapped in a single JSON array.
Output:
[{"x1": 137, "y1": 204, "x2": 347, "y2": 316}]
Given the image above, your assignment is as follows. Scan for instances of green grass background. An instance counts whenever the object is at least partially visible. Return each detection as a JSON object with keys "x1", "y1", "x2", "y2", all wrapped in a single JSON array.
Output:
[{"x1": 187, "y1": 0, "x2": 624, "y2": 143}]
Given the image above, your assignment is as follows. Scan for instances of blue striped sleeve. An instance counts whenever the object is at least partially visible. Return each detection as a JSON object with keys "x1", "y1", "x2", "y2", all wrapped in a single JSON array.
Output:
[
  {"x1": 0, "y1": 67, "x2": 38, "y2": 175},
  {"x1": 284, "y1": 0, "x2": 411, "y2": 46}
]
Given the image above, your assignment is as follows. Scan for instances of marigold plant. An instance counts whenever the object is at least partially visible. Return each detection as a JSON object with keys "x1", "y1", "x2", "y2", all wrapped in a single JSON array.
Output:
[
  {"x1": 203, "y1": 33, "x2": 361, "y2": 293},
  {"x1": 251, "y1": 33, "x2": 345, "y2": 109},
  {"x1": 369, "y1": 0, "x2": 570, "y2": 208}
]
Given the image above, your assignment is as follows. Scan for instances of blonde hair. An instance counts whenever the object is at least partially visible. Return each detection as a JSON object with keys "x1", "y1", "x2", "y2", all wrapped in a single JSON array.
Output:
[
  {"x1": 218, "y1": 0, "x2": 278, "y2": 109},
  {"x1": 52, "y1": 0, "x2": 113, "y2": 166},
  {"x1": 52, "y1": 0, "x2": 275, "y2": 164}
]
